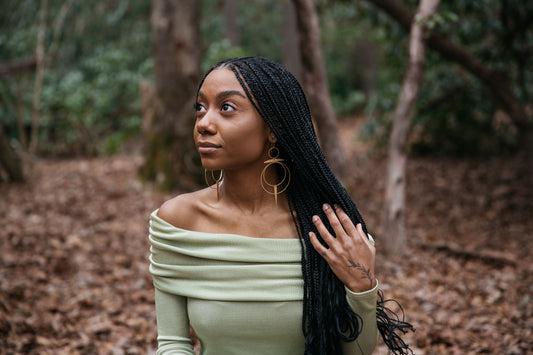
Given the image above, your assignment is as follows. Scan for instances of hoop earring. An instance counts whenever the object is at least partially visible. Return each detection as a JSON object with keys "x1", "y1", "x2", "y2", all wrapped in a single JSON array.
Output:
[
  {"x1": 261, "y1": 144, "x2": 291, "y2": 205},
  {"x1": 205, "y1": 169, "x2": 223, "y2": 200}
]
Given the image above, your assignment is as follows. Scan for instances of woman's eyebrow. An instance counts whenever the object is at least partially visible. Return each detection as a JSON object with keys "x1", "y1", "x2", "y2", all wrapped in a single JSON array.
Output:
[
  {"x1": 216, "y1": 90, "x2": 246, "y2": 99},
  {"x1": 197, "y1": 90, "x2": 247, "y2": 101}
]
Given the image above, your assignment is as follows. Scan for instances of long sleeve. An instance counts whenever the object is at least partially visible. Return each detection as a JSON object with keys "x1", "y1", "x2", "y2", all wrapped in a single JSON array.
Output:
[
  {"x1": 154, "y1": 288, "x2": 195, "y2": 355},
  {"x1": 342, "y1": 283, "x2": 379, "y2": 355}
]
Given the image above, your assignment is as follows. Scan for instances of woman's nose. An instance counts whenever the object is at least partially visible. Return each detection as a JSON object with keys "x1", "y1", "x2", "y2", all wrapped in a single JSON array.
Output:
[{"x1": 196, "y1": 110, "x2": 216, "y2": 134}]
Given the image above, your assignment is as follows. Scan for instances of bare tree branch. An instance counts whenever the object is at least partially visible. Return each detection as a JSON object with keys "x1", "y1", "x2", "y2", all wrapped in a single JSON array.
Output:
[
  {"x1": 382, "y1": 0, "x2": 440, "y2": 255},
  {"x1": 0, "y1": 59, "x2": 37, "y2": 78},
  {"x1": 365, "y1": 0, "x2": 530, "y2": 126}
]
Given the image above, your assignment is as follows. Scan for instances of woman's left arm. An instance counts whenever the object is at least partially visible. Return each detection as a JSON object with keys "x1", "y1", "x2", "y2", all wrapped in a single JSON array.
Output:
[{"x1": 309, "y1": 204, "x2": 378, "y2": 354}]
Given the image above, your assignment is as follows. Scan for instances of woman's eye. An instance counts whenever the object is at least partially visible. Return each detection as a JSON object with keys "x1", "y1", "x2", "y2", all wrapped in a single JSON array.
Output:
[
  {"x1": 221, "y1": 103, "x2": 236, "y2": 112},
  {"x1": 195, "y1": 103, "x2": 206, "y2": 112}
]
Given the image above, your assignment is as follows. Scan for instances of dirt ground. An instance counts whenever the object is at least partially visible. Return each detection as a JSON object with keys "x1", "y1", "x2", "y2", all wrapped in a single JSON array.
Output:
[{"x1": 1, "y1": 123, "x2": 532, "y2": 354}]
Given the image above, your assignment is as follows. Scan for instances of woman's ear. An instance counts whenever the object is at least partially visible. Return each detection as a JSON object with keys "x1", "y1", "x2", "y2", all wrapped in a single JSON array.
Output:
[{"x1": 268, "y1": 131, "x2": 277, "y2": 144}]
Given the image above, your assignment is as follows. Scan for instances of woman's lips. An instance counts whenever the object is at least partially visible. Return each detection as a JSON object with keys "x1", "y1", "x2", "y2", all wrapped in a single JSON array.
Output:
[{"x1": 197, "y1": 142, "x2": 221, "y2": 154}]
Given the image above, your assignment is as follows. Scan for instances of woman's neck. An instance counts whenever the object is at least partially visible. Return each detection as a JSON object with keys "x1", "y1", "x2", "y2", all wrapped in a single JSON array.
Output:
[{"x1": 218, "y1": 165, "x2": 281, "y2": 214}]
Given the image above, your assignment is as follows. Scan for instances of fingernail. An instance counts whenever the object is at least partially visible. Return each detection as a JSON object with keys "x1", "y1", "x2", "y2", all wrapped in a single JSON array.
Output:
[
  {"x1": 312, "y1": 215, "x2": 319, "y2": 222},
  {"x1": 323, "y1": 204, "x2": 329, "y2": 210},
  {"x1": 333, "y1": 204, "x2": 339, "y2": 210}
]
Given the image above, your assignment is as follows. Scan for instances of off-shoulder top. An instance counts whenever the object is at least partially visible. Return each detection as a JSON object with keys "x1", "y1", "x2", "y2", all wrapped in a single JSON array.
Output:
[{"x1": 149, "y1": 210, "x2": 378, "y2": 355}]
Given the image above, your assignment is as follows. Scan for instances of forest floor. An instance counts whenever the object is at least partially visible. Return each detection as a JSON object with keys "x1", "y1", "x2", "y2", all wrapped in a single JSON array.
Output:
[{"x1": 1, "y1": 119, "x2": 532, "y2": 354}]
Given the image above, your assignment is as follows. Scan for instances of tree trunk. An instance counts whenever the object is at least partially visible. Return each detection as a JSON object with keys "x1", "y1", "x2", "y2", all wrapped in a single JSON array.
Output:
[
  {"x1": 292, "y1": 0, "x2": 348, "y2": 182},
  {"x1": 222, "y1": 0, "x2": 241, "y2": 47},
  {"x1": 26, "y1": 0, "x2": 72, "y2": 154},
  {"x1": 382, "y1": 0, "x2": 440, "y2": 256},
  {"x1": 29, "y1": 0, "x2": 48, "y2": 154},
  {"x1": 16, "y1": 79, "x2": 28, "y2": 148},
  {"x1": 0, "y1": 126, "x2": 25, "y2": 182},
  {"x1": 140, "y1": 0, "x2": 202, "y2": 191},
  {"x1": 282, "y1": 1, "x2": 302, "y2": 82}
]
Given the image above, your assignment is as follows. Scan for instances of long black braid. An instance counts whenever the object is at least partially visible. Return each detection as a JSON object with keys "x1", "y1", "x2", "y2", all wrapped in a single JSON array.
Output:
[{"x1": 198, "y1": 57, "x2": 414, "y2": 354}]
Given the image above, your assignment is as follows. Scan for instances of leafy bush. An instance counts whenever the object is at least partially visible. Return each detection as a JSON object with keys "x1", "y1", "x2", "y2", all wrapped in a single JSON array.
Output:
[{"x1": 37, "y1": 48, "x2": 152, "y2": 155}]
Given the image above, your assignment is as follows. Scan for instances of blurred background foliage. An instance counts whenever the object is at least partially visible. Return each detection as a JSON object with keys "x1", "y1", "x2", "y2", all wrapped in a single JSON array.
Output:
[
  {"x1": 1, "y1": 0, "x2": 531, "y2": 157},
  {"x1": 1, "y1": 0, "x2": 152, "y2": 156}
]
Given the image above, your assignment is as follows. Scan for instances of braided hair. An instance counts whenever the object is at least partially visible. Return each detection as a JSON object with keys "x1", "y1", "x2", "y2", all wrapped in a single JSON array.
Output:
[{"x1": 198, "y1": 57, "x2": 414, "y2": 354}]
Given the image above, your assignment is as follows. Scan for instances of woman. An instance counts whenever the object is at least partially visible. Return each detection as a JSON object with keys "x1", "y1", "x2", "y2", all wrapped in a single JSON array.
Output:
[{"x1": 149, "y1": 57, "x2": 413, "y2": 354}]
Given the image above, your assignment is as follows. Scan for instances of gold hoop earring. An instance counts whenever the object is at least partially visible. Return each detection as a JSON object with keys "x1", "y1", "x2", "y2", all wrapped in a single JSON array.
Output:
[
  {"x1": 261, "y1": 145, "x2": 291, "y2": 205},
  {"x1": 205, "y1": 169, "x2": 223, "y2": 200}
]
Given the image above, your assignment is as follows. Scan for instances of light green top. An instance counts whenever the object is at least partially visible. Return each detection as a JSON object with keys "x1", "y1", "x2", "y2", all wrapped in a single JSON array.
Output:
[{"x1": 149, "y1": 211, "x2": 378, "y2": 355}]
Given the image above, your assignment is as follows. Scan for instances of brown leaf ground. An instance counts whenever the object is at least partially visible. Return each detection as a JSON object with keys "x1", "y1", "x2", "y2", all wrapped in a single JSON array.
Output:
[{"x1": 1, "y1": 125, "x2": 532, "y2": 354}]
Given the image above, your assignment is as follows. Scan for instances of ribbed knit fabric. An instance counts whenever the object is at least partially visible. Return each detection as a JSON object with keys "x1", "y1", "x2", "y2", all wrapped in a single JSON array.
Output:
[{"x1": 149, "y1": 210, "x2": 378, "y2": 355}]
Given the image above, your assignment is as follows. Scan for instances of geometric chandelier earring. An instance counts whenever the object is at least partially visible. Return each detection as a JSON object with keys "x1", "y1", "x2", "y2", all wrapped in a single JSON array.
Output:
[
  {"x1": 260, "y1": 144, "x2": 291, "y2": 205},
  {"x1": 205, "y1": 169, "x2": 223, "y2": 200}
]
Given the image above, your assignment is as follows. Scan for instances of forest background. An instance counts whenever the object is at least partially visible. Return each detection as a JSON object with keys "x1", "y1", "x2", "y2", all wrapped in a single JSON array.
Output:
[{"x1": 1, "y1": 0, "x2": 532, "y2": 354}]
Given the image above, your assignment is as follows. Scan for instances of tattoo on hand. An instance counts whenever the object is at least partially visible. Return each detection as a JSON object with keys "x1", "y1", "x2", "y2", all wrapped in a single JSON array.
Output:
[{"x1": 348, "y1": 260, "x2": 374, "y2": 288}]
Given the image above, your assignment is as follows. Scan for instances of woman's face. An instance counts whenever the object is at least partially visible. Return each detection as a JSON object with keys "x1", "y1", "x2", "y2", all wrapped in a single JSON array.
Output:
[{"x1": 194, "y1": 68, "x2": 272, "y2": 171}]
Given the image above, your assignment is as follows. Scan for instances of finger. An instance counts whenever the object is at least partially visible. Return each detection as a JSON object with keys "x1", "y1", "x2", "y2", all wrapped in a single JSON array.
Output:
[
  {"x1": 311, "y1": 214, "x2": 336, "y2": 247},
  {"x1": 333, "y1": 204, "x2": 357, "y2": 237},
  {"x1": 322, "y1": 203, "x2": 346, "y2": 239},
  {"x1": 308, "y1": 231, "x2": 329, "y2": 259},
  {"x1": 357, "y1": 223, "x2": 376, "y2": 253}
]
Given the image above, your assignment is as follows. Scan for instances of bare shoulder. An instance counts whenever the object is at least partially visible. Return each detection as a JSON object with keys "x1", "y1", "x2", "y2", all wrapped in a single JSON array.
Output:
[{"x1": 156, "y1": 189, "x2": 211, "y2": 230}]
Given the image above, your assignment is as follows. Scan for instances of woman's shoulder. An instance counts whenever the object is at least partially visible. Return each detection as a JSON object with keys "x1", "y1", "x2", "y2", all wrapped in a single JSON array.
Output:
[{"x1": 156, "y1": 189, "x2": 211, "y2": 230}]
